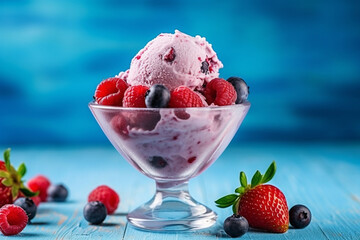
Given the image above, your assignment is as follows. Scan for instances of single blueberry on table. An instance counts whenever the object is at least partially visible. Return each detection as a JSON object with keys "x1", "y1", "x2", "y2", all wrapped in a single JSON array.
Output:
[
  {"x1": 289, "y1": 204, "x2": 312, "y2": 229},
  {"x1": 227, "y1": 77, "x2": 249, "y2": 104},
  {"x1": 83, "y1": 201, "x2": 107, "y2": 225},
  {"x1": 13, "y1": 197, "x2": 37, "y2": 221},
  {"x1": 223, "y1": 214, "x2": 249, "y2": 238},
  {"x1": 145, "y1": 84, "x2": 170, "y2": 108},
  {"x1": 48, "y1": 184, "x2": 69, "y2": 202}
]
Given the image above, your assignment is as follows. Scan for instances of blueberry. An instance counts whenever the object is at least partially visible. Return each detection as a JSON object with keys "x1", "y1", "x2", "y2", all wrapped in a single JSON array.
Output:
[
  {"x1": 223, "y1": 214, "x2": 249, "y2": 238},
  {"x1": 149, "y1": 156, "x2": 168, "y2": 168},
  {"x1": 201, "y1": 61, "x2": 209, "y2": 74},
  {"x1": 227, "y1": 77, "x2": 249, "y2": 104},
  {"x1": 83, "y1": 201, "x2": 107, "y2": 225},
  {"x1": 289, "y1": 204, "x2": 311, "y2": 229},
  {"x1": 48, "y1": 184, "x2": 69, "y2": 202},
  {"x1": 13, "y1": 197, "x2": 37, "y2": 221},
  {"x1": 145, "y1": 84, "x2": 170, "y2": 108}
]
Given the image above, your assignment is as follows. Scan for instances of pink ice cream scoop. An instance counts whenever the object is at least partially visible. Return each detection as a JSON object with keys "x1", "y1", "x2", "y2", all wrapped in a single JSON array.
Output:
[{"x1": 125, "y1": 30, "x2": 223, "y2": 90}]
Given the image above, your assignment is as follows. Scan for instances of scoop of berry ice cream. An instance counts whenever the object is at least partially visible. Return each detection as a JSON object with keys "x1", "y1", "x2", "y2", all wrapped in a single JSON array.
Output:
[{"x1": 126, "y1": 30, "x2": 223, "y2": 90}]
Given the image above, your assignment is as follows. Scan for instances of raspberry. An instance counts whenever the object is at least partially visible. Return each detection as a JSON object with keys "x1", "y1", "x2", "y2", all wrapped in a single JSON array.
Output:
[
  {"x1": 168, "y1": 86, "x2": 204, "y2": 108},
  {"x1": 27, "y1": 175, "x2": 51, "y2": 202},
  {"x1": 0, "y1": 204, "x2": 28, "y2": 236},
  {"x1": 30, "y1": 196, "x2": 41, "y2": 206},
  {"x1": 88, "y1": 185, "x2": 119, "y2": 214},
  {"x1": 110, "y1": 114, "x2": 129, "y2": 138},
  {"x1": 204, "y1": 78, "x2": 237, "y2": 106},
  {"x1": 94, "y1": 77, "x2": 128, "y2": 106},
  {"x1": 122, "y1": 85, "x2": 149, "y2": 108}
]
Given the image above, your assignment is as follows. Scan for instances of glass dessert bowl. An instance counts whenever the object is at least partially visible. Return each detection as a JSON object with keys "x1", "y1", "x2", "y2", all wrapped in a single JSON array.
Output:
[{"x1": 89, "y1": 102, "x2": 250, "y2": 231}]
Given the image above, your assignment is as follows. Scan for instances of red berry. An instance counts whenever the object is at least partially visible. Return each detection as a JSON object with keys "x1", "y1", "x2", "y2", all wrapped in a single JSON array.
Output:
[
  {"x1": 122, "y1": 85, "x2": 149, "y2": 108},
  {"x1": 168, "y1": 86, "x2": 204, "y2": 108},
  {"x1": 239, "y1": 184, "x2": 289, "y2": 233},
  {"x1": 88, "y1": 185, "x2": 119, "y2": 215},
  {"x1": 31, "y1": 196, "x2": 41, "y2": 206},
  {"x1": 28, "y1": 175, "x2": 51, "y2": 202},
  {"x1": 204, "y1": 78, "x2": 237, "y2": 106},
  {"x1": 0, "y1": 204, "x2": 28, "y2": 236},
  {"x1": 110, "y1": 114, "x2": 129, "y2": 138},
  {"x1": 94, "y1": 77, "x2": 128, "y2": 106}
]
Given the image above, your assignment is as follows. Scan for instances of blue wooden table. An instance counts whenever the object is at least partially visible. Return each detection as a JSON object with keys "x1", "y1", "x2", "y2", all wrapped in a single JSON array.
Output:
[{"x1": 2, "y1": 143, "x2": 360, "y2": 239}]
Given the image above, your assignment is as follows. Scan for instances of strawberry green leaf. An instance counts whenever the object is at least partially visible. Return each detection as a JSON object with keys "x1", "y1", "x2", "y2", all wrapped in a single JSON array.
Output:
[
  {"x1": 2, "y1": 178, "x2": 13, "y2": 187},
  {"x1": 232, "y1": 198, "x2": 240, "y2": 214},
  {"x1": 3, "y1": 148, "x2": 11, "y2": 171},
  {"x1": 235, "y1": 186, "x2": 245, "y2": 194},
  {"x1": 215, "y1": 194, "x2": 238, "y2": 205},
  {"x1": 251, "y1": 170, "x2": 262, "y2": 188},
  {"x1": 17, "y1": 163, "x2": 26, "y2": 177},
  {"x1": 11, "y1": 185, "x2": 19, "y2": 199},
  {"x1": 240, "y1": 171, "x2": 247, "y2": 188},
  {"x1": 216, "y1": 202, "x2": 234, "y2": 208},
  {"x1": 261, "y1": 161, "x2": 276, "y2": 184},
  {"x1": 20, "y1": 187, "x2": 39, "y2": 197},
  {"x1": 0, "y1": 170, "x2": 10, "y2": 178}
]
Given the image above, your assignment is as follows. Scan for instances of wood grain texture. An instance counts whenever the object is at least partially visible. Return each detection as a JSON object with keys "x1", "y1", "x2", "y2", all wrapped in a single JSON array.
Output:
[{"x1": 1, "y1": 143, "x2": 359, "y2": 239}]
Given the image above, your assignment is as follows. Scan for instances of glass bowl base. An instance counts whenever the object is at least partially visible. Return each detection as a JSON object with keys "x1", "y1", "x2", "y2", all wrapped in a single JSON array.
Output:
[{"x1": 127, "y1": 182, "x2": 217, "y2": 231}]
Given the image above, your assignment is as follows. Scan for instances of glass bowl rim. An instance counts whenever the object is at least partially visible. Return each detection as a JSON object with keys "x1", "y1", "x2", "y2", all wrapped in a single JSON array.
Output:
[{"x1": 88, "y1": 101, "x2": 250, "y2": 111}]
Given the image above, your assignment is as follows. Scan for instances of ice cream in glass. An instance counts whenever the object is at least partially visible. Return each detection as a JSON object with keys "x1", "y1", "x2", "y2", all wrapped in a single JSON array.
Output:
[{"x1": 89, "y1": 30, "x2": 250, "y2": 231}]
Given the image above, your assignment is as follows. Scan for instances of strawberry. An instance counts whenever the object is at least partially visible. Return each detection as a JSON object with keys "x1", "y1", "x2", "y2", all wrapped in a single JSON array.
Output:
[
  {"x1": 204, "y1": 78, "x2": 237, "y2": 106},
  {"x1": 0, "y1": 149, "x2": 38, "y2": 208},
  {"x1": 94, "y1": 77, "x2": 128, "y2": 106},
  {"x1": 215, "y1": 161, "x2": 289, "y2": 233}
]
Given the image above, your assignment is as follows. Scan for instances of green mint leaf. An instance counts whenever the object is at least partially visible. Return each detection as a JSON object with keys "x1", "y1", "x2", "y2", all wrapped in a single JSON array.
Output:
[
  {"x1": 251, "y1": 170, "x2": 262, "y2": 188},
  {"x1": 240, "y1": 171, "x2": 247, "y2": 188},
  {"x1": 17, "y1": 163, "x2": 26, "y2": 177},
  {"x1": 216, "y1": 202, "x2": 234, "y2": 208},
  {"x1": 11, "y1": 185, "x2": 19, "y2": 199},
  {"x1": 20, "y1": 187, "x2": 39, "y2": 197},
  {"x1": 0, "y1": 170, "x2": 10, "y2": 178},
  {"x1": 232, "y1": 198, "x2": 240, "y2": 214},
  {"x1": 3, "y1": 148, "x2": 11, "y2": 171},
  {"x1": 215, "y1": 194, "x2": 239, "y2": 205},
  {"x1": 261, "y1": 161, "x2": 276, "y2": 183},
  {"x1": 235, "y1": 187, "x2": 245, "y2": 194},
  {"x1": 2, "y1": 178, "x2": 12, "y2": 187}
]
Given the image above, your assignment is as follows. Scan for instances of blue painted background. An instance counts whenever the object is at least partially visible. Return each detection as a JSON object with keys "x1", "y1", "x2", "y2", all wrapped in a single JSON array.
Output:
[{"x1": 1, "y1": 0, "x2": 359, "y2": 145}]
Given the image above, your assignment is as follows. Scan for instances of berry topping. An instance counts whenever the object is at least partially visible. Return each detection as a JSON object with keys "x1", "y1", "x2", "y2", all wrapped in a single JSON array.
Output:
[
  {"x1": 94, "y1": 77, "x2": 128, "y2": 106},
  {"x1": 215, "y1": 161, "x2": 289, "y2": 233},
  {"x1": 47, "y1": 184, "x2": 68, "y2": 202},
  {"x1": 168, "y1": 86, "x2": 204, "y2": 108},
  {"x1": 164, "y1": 47, "x2": 176, "y2": 62},
  {"x1": 289, "y1": 204, "x2": 311, "y2": 229},
  {"x1": 201, "y1": 60, "x2": 209, "y2": 74},
  {"x1": 0, "y1": 204, "x2": 28, "y2": 236},
  {"x1": 123, "y1": 85, "x2": 149, "y2": 108},
  {"x1": 204, "y1": 78, "x2": 237, "y2": 106},
  {"x1": 223, "y1": 214, "x2": 249, "y2": 238},
  {"x1": 88, "y1": 185, "x2": 119, "y2": 215},
  {"x1": 13, "y1": 197, "x2": 37, "y2": 221},
  {"x1": 227, "y1": 77, "x2": 249, "y2": 104},
  {"x1": 0, "y1": 149, "x2": 38, "y2": 208},
  {"x1": 149, "y1": 156, "x2": 168, "y2": 168},
  {"x1": 83, "y1": 201, "x2": 107, "y2": 225},
  {"x1": 145, "y1": 84, "x2": 170, "y2": 108},
  {"x1": 28, "y1": 175, "x2": 51, "y2": 202}
]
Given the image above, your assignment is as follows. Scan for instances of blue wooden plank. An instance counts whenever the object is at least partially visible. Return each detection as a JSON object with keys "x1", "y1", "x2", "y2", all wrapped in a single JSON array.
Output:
[{"x1": 0, "y1": 143, "x2": 359, "y2": 239}]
